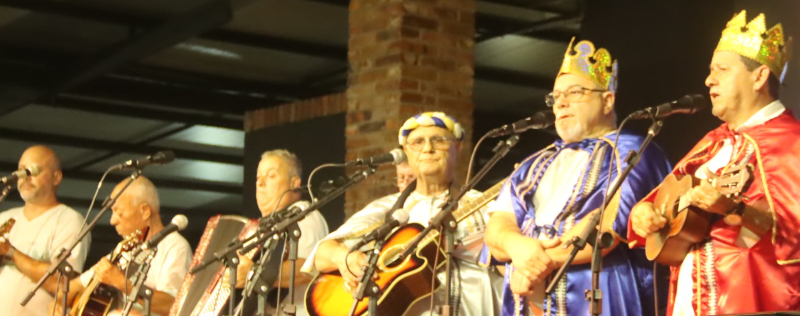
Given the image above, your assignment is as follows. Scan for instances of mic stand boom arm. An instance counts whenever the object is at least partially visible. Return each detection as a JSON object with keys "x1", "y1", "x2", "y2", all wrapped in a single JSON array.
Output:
[
  {"x1": 397, "y1": 135, "x2": 519, "y2": 316},
  {"x1": 20, "y1": 169, "x2": 143, "y2": 316},
  {"x1": 544, "y1": 119, "x2": 663, "y2": 316}
]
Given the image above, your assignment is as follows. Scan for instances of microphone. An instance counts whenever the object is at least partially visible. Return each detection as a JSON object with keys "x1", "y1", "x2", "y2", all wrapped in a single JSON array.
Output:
[
  {"x1": 487, "y1": 111, "x2": 555, "y2": 137},
  {"x1": 1, "y1": 165, "x2": 41, "y2": 186},
  {"x1": 141, "y1": 215, "x2": 188, "y2": 251},
  {"x1": 111, "y1": 151, "x2": 176, "y2": 171},
  {"x1": 628, "y1": 94, "x2": 706, "y2": 119},
  {"x1": 348, "y1": 211, "x2": 410, "y2": 252},
  {"x1": 346, "y1": 148, "x2": 406, "y2": 167},
  {"x1": 259, "y1": 200, "x2": 310, "y2": 228}
]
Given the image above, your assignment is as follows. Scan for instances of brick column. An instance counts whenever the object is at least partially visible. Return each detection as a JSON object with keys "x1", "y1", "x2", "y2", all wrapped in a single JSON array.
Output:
[{"x1": 345, "y1": 0, "x2": 476, "y2": 216}]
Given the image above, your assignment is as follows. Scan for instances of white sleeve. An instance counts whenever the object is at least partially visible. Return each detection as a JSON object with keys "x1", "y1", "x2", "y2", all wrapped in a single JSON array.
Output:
[
  {"x1": 301, "y1": 195, "x2": 396, "y2": 275},
  {"x1": 153, "y1": 235, "x2": 192, "y2": 297},
  {"x1": 486, "y1": 181, "x2": 515, "y2": 215},
  {"x1": 296, "y1": 211, "x2": 329, "y2": 260}
]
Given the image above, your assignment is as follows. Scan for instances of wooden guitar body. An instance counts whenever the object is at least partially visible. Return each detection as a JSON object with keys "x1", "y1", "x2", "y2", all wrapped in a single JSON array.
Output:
[
  {"x1": 645, "y1": 174, "x2": 713, "y2": 266},
  {"x1": 305, "y1": 223, "x2": 440, "y2": 316}
]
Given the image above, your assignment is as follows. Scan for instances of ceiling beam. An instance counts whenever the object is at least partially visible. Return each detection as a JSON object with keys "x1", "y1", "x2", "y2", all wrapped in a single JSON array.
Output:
[
  {"x1": 0, "y1": 0, "x2": 155, "y2": 26},
  {"x1": 0, "y1": 0, "x2": 233, "y2": 116},
  {"x1": 202, "y1": 29, "x2": 348, "y2": 60},
  {"x1": 0, "y1": 162, "x2": 242, "y2": 194},
  {"x1": 49, "y1": 96, "x2": 243, "y2": 130},
  {"x1": 0, "y1": 127, "x2": 242, "y2": 165},
  {"x1": 474, "y1": 65, "x2": 554, "y2": 88}
]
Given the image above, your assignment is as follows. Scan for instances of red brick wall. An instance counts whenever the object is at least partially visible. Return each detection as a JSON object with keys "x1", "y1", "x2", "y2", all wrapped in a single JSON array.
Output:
[
  {"x1": 345, "y1": 0, "x2": 476, "y2": 216},
  {"x1": 244, "y1": 93, "x2": 346, "y2": 132}
]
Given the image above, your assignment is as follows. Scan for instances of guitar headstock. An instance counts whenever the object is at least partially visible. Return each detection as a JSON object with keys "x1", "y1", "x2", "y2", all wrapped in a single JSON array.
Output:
[
  {"x1": 0, "y1": 218, "x2": 15, "y2": 243},
  {"x1": 110, "y1": 227, "x2": 149, "y2": 262},
  {"x1": 716, "y1": 163, "x2": 754, "y2": 200}
]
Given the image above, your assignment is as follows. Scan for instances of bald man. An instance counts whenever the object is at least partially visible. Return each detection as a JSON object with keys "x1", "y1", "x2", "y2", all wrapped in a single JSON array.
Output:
[
  {"x1": 0, "y1": 145, "x2": 91, "y2": 316},
  {"x1": 56, "y1": 177, "x2": 192, "y2": 316}
]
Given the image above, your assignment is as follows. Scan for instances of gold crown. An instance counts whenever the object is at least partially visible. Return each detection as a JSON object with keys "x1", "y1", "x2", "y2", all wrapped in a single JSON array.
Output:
[
  {"x1": 559, "y1": 37, "x2": 618, "y2": 92},
  {"x1": 716, "y1": 10, "x2": 792, "y2": 82}
]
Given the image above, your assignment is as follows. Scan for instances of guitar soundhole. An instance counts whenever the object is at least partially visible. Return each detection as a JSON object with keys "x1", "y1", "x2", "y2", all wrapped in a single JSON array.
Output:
[{"x1": 379, "y1": 245, "x2": 406, "y2": 270}]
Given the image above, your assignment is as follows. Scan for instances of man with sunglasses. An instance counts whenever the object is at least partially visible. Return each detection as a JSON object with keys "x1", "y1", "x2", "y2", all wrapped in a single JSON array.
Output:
[
  {"x1": 481, "y1": 39, "x2": 672, "y2": 316},
  {"x1": 629, "y1": 11, "x2": 800, "y2": 314},
  {"x1": 304, "y1": 112, "x2": 503, "y2": 315}
]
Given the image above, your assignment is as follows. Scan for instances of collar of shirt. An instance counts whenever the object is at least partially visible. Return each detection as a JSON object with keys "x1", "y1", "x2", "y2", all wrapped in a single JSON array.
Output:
[{"x1": 734, "y1": 99, "x2": 785, "y2": 132}]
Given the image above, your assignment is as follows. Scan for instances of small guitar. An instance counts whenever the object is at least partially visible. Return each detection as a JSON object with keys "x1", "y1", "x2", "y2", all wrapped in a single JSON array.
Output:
[
  {"x1": 645, "y1": 164, "x2": 753, "y2": 266},
  {"x1": 0, "y1": 218, "x2": 17, "y2": 260},
  {"x1": 71, "y1": 228, "x2": 147, "y2": 316},
  {"x1": 0, "y1": 218, "x2": 16, "y2": 242},
  {"x1": 305, "y1": 179, "x2": 506, "y2": 316}
]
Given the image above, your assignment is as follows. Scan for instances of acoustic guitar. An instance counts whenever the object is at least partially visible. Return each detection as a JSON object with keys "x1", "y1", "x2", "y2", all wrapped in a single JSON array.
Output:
[
  {"x1": 0, "y1": 217, "x2": 16, "y2": 242},
  {"x1": 645, "y1": 164, "x2": 752, "y2": 266},
  {"x1": 70, "y1": 229, "x2": 147, "y2": 316},
  {"x1": 0, "y1": 218, "x2": 17, "y2": 261},
  {"x1": 305, "y1": 179, "x2": 506, "y2": 316}
]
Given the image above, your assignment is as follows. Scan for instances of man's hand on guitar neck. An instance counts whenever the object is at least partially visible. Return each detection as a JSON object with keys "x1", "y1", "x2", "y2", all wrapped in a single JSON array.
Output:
[
  {"x1": 94, "y1": 257, "x2": 129, "y2": 291},
  {"x1": 687, "y1": 179, "x2": 737, "y2": 216},
  {"x1": 631, "y1": 202, "x2": 666, "y2": 238}
]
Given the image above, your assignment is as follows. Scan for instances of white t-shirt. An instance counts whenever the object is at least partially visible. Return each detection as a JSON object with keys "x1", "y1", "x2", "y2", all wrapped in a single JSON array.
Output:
[
  {"x1": 79, "y1": 231, "x2": 192, "y2": 316},
  {"x1": 0, "y1": 204, "x2": 91, "y2": 316}
]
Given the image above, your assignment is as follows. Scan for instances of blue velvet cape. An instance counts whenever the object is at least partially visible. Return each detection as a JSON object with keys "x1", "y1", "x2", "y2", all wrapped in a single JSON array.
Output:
[{"x1": 481, "y1": 131, "x2": 672, "y2": 316}]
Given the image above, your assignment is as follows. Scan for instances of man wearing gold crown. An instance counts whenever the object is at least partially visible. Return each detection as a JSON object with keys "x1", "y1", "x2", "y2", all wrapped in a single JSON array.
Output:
[
  {"x1": 629, "y1": 10, "x2": 800, "y2": 314},
  {"x1": 481, "y1": 38, "x2": 672, "y2": 316}
]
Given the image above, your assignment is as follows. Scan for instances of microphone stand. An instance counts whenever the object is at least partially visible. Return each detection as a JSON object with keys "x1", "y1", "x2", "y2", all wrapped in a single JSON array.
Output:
[
  {"x1": 191, "y1": 166, "x2": 380, "y2": 315},
  {"x1": 544, "y1": 119, "x2": 663, "y2": 316},
  {"x1": 348, "y1": 238, "x2": 385, "y2": 316},
  {"x1": 20, "y1": 169, "x2": 142, "y2": 316},
  {"x1": 0, "y1": 184, "x2": 11, "y2": 205},
  {"x1": 121, "y1": 248, "x2": 157, "y2": 316},
  {"x1": 396, "y1": 135, "x2": 520, "y2": 316},
  {"x1": 277, "y1": 221, "x2": 301, "y2": 316},
  {"x1": 344, "y1": 180, "x2": 416, "y2": 316}
]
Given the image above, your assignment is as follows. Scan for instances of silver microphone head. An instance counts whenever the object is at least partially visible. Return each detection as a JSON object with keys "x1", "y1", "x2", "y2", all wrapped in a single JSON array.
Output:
[
  {"x1": 289, "y1": 200, "x2": 311, "y2": 212},
  {"x1": 26, "y1": 164, "x2": 41, "y2": 177},
  {"x1": 172, "y1": 214, "x2": 189, "y2": 231},
  {"x1": 392, "y1": 211, "x2": 410, "y2": 225},
  {"x1": 390, "y1": 148, "x2": 407, "y2": 165}
]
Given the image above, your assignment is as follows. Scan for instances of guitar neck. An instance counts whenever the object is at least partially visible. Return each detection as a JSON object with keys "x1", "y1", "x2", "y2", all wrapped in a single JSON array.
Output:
[{"x1": 418, "y1": 179, "x2": 507, "y2": 247}]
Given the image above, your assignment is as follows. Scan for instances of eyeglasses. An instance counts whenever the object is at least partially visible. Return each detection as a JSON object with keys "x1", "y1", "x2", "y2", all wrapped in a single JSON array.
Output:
[
  {"x1": 545, "y1": 86, "x2": 607, "y2": 107},
  {"x1": 405, "y1": 136, "x2": 455, "y2": 151}
]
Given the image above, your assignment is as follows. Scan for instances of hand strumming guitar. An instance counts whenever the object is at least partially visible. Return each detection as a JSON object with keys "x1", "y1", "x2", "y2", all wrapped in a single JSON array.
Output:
[
  {"x1": 687, "y1": 179, "x2": 737, "y2": 215},
  {"x1": 630, "y1": 202, "x2": 667, "y2": 238}
]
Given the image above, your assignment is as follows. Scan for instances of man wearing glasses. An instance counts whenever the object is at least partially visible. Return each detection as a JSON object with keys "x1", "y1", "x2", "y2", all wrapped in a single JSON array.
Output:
[
  {"x1": 481, "y1": 39, "x2": 672, "y2": 316},
  {"x1": 303, "y1": 112, "x2": 503, "y2": 315}
]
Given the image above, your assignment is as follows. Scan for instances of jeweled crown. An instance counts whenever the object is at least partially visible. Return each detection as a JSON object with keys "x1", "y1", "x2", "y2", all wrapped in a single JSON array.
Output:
[
  {"x1": 559, "y1": 37, "x2": 618, "y2": 92},
  {"x1": 716, "y1": 10, "x2": 792, "y2": 82}
]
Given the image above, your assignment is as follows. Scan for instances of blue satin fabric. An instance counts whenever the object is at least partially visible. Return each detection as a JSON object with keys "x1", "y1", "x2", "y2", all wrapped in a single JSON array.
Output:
[{"x1": 481, "y1": 131, "x2": 672, "y2": 316}]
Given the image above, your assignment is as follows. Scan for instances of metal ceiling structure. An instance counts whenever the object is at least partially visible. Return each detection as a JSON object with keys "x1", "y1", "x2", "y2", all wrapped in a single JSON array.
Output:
[{"x1": 0, "y1": 0, "x2": 582, "y2": 258}]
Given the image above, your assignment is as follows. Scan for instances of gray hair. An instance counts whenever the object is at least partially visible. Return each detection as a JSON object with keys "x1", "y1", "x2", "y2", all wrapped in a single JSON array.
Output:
[
  {"x1": 128, "y1": 176, "x2": 160, "y2": 214},
  {"x1": 261, "y1": 149, "x2": 303, "y2": 179}
]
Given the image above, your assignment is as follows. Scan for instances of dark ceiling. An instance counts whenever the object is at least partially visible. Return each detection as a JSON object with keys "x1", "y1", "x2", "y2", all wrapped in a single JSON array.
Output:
[{"x1": 0, "y1": 0, "x2": 581, "y2": 260}]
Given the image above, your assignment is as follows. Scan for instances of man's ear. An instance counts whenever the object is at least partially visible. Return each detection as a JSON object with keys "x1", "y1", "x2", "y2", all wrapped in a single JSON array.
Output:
[
  {"x1": 752, "y1": 65, "x2": 771, "y2": 93},
  {"x1": 291, "y1": 176, "x2": 301, "y2": 189},
  {"x1": 141, "y1": 203, "x2": 152, "y2": 221},
  {"x1": 602, "y1": 91, "x2": 616, "y2": 115},
  {"x1": 52, "y1": 170, "x2": 63, "y2": 186}
]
